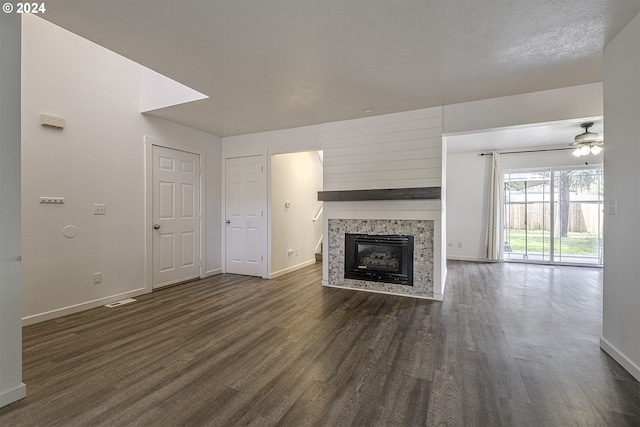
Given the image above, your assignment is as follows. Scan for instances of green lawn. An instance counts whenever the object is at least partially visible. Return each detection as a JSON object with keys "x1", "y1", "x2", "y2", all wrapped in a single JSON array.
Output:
[{"x1": 504, "y1": 229, "x2": 600, "y2": 255}]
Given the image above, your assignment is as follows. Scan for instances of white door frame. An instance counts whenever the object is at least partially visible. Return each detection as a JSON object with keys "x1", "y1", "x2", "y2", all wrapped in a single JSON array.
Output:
[
  {"x1": 222, "y1": 152, "x2": 268, "y2": 278},
  {"x1": 144, "y1": 135, "x2": 206, "y2": 292}
]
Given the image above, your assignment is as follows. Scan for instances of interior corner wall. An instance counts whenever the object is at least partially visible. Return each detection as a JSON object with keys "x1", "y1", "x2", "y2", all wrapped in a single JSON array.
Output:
[
  {"x1": 439, "y1": 138, "x2": 448, "y2": 289},
  {"x1": 21, "y1": 15, "x2": 222, "y2": 324},
  {"x1": 0, "y1": 11, "x2": 27, "y2": 408},
  {"x1": 446, "y1": 148, "x2": 603, "y2": 261},
  {"x1": 270, "y1": 151, "x2": 323, "y2": 277},
  {"x1": 222, "y1": 125, "x2": 323, "y2": 159},
  {"x1": 601, "y1": 13, "x2": 640, "y2": 381},
  {"x1": 446, "y1": 151, "x2": 491, "y2": 261}
]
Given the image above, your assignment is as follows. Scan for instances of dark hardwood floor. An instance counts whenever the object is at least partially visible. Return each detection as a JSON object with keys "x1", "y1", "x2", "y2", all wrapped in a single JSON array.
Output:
[{"x1": 1, "y1": 261, "x2": 638, "y2": 426}]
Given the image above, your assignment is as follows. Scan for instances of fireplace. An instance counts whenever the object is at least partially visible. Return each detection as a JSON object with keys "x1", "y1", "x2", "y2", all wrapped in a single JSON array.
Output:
[{"x1": 344, "y1": 233, "x2": 414, "y2": 286}]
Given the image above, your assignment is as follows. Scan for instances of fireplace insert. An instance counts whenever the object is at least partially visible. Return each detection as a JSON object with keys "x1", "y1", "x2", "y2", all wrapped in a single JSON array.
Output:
[{"x1": 344, "y1": 233, "x2": 414, "y2": 286}]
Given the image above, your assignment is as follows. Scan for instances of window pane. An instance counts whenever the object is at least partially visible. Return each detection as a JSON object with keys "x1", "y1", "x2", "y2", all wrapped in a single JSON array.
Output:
[{"x1": 554, "y1": 169, "x2": 603, "y2": 265}]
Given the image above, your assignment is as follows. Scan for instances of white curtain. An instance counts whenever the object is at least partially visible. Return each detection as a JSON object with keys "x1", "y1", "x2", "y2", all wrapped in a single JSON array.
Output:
[{"x1": 486, "y1": 151, "x2": 503, "y2": 260}]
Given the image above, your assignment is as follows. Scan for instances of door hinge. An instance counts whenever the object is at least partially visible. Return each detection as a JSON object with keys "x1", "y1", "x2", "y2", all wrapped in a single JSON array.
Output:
[
  {"x1": 261, "y1": 255, "x2": 264, "y2": 261},
  {"x1": 261, "y1": 165, "x2": 264, "y2": 172},
  {"x1": 261, "y1": 210, "x2": 264, "y2": 217}
]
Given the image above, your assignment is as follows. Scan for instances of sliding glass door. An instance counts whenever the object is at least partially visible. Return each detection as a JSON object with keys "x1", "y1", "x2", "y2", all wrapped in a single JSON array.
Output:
[
  {"x1": 503, "y1": 167, "x2": 603, "y2": 266},
  {"x1": 553, "y1": 168, "x2": 603, "y2": 265},
  {"x1": 503, "y1": 171, "x2": 552, "y2": 262}
]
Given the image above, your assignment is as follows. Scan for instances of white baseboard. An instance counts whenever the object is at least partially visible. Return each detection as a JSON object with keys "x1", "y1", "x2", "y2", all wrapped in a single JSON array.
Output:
[
  {"x1": 22, "y1": 287, "x2": 148, "y2": 326},
  {"x1": 322, "y1": 283, "x2": 439, "y2": 301},
  {"x1": 446, "y1": 255, "x2": 494, "y2": 262},
  {"x1": 600, "y1": 337, "x2": 640, "y2": 381},
  {"x1": 204, "y1": 268, "x2": 222, "y2": 278},
  {"x1": 271, "y1": 259, "x2": 316, "y2": 279},
  {"x1": 0, "y1": 383, "x2": 26, "y2": 408}
]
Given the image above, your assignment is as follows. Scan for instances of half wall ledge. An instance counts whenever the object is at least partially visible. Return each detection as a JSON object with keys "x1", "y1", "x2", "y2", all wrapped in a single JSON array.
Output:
[{"x1": 317, "y1": 187, "x2": 441, "y2": 202}]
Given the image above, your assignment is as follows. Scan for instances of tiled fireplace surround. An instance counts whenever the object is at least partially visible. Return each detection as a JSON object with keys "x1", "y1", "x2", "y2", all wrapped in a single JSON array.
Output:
[{"x1": 321, "y1": 199, "x2": 444, "y2": 300}]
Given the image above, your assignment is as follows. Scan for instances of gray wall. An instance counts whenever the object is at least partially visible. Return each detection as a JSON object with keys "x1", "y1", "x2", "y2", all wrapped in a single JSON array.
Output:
[
  {"x1": 601, "y1": 13, "x2": 640, "y2": 381},
  {"x1": 0, "y1": 11, "x2": 26, "y2": 407}
]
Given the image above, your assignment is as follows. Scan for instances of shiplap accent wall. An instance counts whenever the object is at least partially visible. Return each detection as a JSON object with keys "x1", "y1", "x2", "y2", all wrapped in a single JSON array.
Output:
[{"x1": 322, "y1": 107, "x2": 443, "y2": 191}]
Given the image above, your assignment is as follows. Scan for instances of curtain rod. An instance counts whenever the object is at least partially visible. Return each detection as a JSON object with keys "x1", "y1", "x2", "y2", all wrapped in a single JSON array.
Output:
[{"x1": 480, "y1": 147, "x2": 573, "y2": 156}]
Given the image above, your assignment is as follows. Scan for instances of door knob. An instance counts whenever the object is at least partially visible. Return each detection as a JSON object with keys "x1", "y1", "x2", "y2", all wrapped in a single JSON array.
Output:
[
  {"x1": 153, "y1": 224, "x2": 161, "y2": 230},
  {"x1": 225, "y1": 220, "x2": 231, "y2": 224}
]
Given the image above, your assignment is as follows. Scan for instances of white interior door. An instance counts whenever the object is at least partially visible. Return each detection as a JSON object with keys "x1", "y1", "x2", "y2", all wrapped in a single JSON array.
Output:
[
  {"x1": 152, "y1": 145, "x2": 201, "y2": 288},
  {"x1": 225, "y1": 155, "x2": 264, "y2": 276}
]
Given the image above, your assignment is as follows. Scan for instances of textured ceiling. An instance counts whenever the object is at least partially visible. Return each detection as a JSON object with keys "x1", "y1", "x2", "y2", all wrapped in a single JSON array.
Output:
[{"x1": 40, "y1": 0, "x2": 639, "y2": 137}]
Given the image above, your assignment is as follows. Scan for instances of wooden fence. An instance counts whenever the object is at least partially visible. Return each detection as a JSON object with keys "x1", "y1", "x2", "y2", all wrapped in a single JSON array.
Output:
[{"x1": 504, "y1": 202, "x2": 602, "y2": 234}]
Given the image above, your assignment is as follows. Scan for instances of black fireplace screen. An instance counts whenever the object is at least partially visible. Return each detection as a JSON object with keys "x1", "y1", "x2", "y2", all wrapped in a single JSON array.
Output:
[{"x1": 344, "y1": 233, "x2": 414, "y2": 286}]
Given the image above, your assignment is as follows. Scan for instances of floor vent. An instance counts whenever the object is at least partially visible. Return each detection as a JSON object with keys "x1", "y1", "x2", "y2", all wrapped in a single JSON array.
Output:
[{"x1": 105, "y1": 298, "x2": 136, "y2": 308}]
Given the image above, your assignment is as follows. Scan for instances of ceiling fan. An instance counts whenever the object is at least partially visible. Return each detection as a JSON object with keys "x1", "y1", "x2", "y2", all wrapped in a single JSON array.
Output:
[{"x1": 571, "y1": 122, "x2": 603, "y2": 157}]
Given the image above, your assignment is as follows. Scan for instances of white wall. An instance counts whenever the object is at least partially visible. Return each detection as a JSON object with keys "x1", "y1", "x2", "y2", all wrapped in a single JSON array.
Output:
[
  {"x1": 443, "y1": 83, "x2": 603, "y2": 135},
  {"x1": 21, "y1": 15, "x2": 222, "y2": 324},
  {"x1": 322, "y1": 108, "x2": 443, "y2": 191},
  {"x1": 270, "y1": 151, "x2": 323, "y2": 277},
  {"x1": 601, "y1": 13, "x2": 640, "y2": 381},
  {"x1": 447, "y1": 148, "x2": 603, "y2": 261},
  {"x1": 223, "y1": 125, "x2": 323, "y2": 159},
  {"x1": 440, "y1": 138, "x2": 448, "y2": 293},
  {"x1": 0, "y1": 11, "x2": 27, "y2": 408},
  {"x1": 446, "y1": 151, "x2": 492, "y2": 261}
]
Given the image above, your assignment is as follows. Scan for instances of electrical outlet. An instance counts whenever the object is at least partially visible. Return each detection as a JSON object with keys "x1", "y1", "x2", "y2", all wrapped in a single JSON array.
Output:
[
  {"x1": 93, "y1": 272, "x2": 102, "y2": 284},
  {"x1": 93, "y1": 204, "x2": 106, "y2": 215},
  {"x1": 295, "y1": 249, "x2": 299, "y2": 256},
  {"x1": 457, "y1": 242, "x2": 463, "y2": 248}
]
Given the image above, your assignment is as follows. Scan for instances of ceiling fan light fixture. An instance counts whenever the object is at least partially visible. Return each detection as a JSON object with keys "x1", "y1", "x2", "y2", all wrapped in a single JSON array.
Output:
[
  {"x1": 571, "y1": 122, "x2": 604, "y2": 157},
  {"x1": 575, "y1": 132, "x2": 597, "y2": 143},
  {"x1": 574, "y1": 122, "x2": 600, "y2": 143}
]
